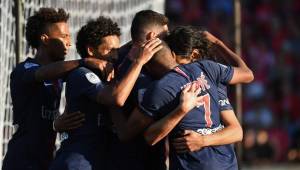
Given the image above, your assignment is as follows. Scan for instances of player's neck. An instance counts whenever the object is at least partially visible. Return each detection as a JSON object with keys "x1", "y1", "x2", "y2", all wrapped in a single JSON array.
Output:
[{"x1": 35, "y1": 47, "x2": 52, "y2": 65}]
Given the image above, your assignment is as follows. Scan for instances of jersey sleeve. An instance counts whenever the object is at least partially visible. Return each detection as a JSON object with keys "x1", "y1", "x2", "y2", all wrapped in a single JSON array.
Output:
[
  {"x1": 68, "y1": 67, "x2": 104, "y2": 102},
  {"x1": 138, "y1": 81, "x2": 178, "y2": 120},
  {"x1": 200, "y1": 60, "x2": 234, "y2": 84},
  {"x1": 218, "y1": 83, "x2": 233, "y2": 111}
]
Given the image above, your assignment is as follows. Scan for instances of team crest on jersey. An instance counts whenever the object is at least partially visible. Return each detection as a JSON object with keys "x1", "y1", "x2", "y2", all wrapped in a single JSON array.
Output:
[
  {"x1": 85, "y1": 72, "x2": 100, "y2": 84},
  {"x1": 24, "y1": 62, "x2": 39, "y2": 69}
]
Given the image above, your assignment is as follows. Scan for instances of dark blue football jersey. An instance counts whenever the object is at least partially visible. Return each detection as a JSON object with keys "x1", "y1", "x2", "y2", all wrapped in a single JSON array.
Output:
[
  {"x1": 218, "y1": 83, "x2": 233, "y2": 111},
  {"x1": 115, "y1": 41, "x2": 132, "y2": 72},
  {"x1": 139, "y1": 60, "x2": 238, "y2": 170},
  {"x1": 3, "y1": 58, "x2": 62, "y2": 170},
  {"x1": 50, "y1": 67, "x2": 110, "y2": 170}
]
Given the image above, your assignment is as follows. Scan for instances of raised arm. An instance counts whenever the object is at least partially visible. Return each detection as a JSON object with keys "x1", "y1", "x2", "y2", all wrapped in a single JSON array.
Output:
[
  {"x1": 96, "y1": 38, "x2": 162, "y2": 107},
  {"x1": 203, "y1": 31, "x2": 254, "y2": 84}
]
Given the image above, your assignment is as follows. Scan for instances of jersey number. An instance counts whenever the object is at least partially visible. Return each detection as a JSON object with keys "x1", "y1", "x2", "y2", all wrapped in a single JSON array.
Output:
[{"x1": 198, "y1": 93, "x2": 212, "y2": 128}]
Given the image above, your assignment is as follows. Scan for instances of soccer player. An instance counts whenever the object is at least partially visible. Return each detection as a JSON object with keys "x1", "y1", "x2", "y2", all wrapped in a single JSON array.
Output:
[
  {"x1": 111, "y1": 27, "x2": 253, "y2": 170},
  {"x1": 2, "y1": 8, "x2": 112, "y2": 170},
  {"x1": 161, "y1": 26, "x2": 244, "y2": 156},
  {"x1": 107, "y1": 10, "x2": 170, "y2": 170},
  {"x1": 49, "y1": 16, "x2": 162, "y2": 170},
  {"x1": 141, "y1": 27, "x2": 247, "y2": 170},
  {"x1": 116, "y1": 10, "x2": 169, "y2": 68}
]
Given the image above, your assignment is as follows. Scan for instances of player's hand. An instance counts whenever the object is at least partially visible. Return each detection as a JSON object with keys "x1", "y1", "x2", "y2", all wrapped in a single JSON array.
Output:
[
  {"x1": 172, "y1": 130, "x2": 205, "y2": 153},
  {"x1": 179, "y1": 83, "x2": 203, "y2": 113},
  {"x1": 100, "y1": 61, "x2": 114, "y2": 82},
  {"x1": 84, "y1": 58, "x2": 114, "y2": 81},
  {"x1": 203, "y1": 31, "x2": 222, "y2": 45},
  {"x1": 106, "y1": 69, "x2": 115, "y2": 82},
  {"x1": 132, "y1": 38, "x2": 163, "y2": 65},
  {"x1": 53, "y1": 111, "x2": 85, "y2": 132}
]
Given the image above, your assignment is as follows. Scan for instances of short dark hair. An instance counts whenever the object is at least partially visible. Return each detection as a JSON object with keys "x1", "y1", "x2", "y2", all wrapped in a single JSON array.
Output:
[
  {"x1": 165, "y1": 26, "x2": 211, "y2": 59},
  {"x1": 25, "y1": 8, "x2": 69, "y2": 49},
  {"x1": 131, "y1": 10, "x2": 168, "y2": 42},
  {"x1": 76, "y1": 16, "x2": 121, "y2": 58}
]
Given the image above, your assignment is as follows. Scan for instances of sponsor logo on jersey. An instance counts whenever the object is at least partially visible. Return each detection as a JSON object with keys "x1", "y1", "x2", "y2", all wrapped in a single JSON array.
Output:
[
  {"x1": 24, "y1": 62, "x2": 39, "y2": 69},
  {"x1": 44, "y1": 82, "x2": 53, "y2": 86},
  {"x1": 218, "y1": 98, "x2": 230, "y2": 106},
  {"x1": 41, "y1": 106, "x2": 59, "y2": 120}
]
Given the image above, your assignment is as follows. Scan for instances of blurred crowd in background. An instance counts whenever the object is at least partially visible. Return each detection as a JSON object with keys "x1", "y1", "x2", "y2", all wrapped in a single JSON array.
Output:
[{"x1": 165, "y1": 0, "x2": 300, "y2": 165}]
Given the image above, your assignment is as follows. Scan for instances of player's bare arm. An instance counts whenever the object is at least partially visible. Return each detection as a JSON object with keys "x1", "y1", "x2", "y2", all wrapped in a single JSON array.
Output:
[
  {"x1": 34, "y1": 58, "x2": 110, "y2": 82},
  {"x1": 110, "y1": 106, "x2": 153, "y2": 142},
  {"x1": 144, "y1": 83, "x2": 204, "y2": 145},
  {"x1": 172, "y1": 109, "x2": 243, "y2": 153},
  {"x1": 110, "y1": 83, "x2": 203, "y2": 142},
  {"x1": 203, "y1": 31, "x2": 254, "y2": 84},
  {"x1": 96, "y1": 38, "x2": 162, "y2": 107}
]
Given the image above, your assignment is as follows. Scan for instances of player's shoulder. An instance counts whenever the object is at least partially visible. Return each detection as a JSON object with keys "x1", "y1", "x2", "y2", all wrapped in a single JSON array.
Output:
[
  {"x1": 119, "y1": 41, "x2": 132, "y2": 56},
  {"x1": 117, "y1": 41, "x2": 132, "y2": 66},
  {"x1": 71, "y1": 66, "x2": 100, "y2": 78},
  {"x1": 151, "y1": 70, "x2": 186, "y2": 96},
  {"x1": 16, "y1": 58, "x2": 39, "y2": 70},
  {"x1": 197, "y1": 59, "x2": 230, "y2": 70},
  {"x1": 160, "y1": 70, "x2": 184, "y2": 85},
  {"x1": 11, "y1": 58, "x2": 39, "y2": 77},
  {"x1": 196, "y1": 59, "x2": 218, "y2": 67},
  {"x1": 68, "y1": 67, "x2": 100, "y2": 83}
]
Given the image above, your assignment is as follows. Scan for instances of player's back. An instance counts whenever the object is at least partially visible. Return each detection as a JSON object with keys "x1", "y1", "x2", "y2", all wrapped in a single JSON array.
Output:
[{"x1": 139, "y1": 59, "x2": 237, "y2": 170}]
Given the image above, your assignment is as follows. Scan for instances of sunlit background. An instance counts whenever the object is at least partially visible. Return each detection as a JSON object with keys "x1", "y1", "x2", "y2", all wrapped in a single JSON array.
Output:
[{"x1": 164, "y1": 0, "x2": 300, "y2": 169}]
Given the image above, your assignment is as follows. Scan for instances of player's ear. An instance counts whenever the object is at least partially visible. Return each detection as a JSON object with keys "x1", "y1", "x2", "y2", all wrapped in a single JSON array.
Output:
[
  {"x1": 86, "y1": 46, "x2": 94, "y2": 57},
  {"x1": 171, "y1": 51, "x2": 177, "y2": 59},
  {"x1": 146, "y1": 32, "x2": 156, "y2": 41},
  {"x1": 40, "y1": 34, "x2": 49, "y2": 45},
  {"x1": 191, "y1": 49, "x2": 200, "y2": 61}
]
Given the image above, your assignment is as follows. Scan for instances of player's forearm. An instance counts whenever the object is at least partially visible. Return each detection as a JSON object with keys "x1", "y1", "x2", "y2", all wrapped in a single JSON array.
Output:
[
  {"x1": 144, "y1": 105, "x2": 187, "y2": 146},
  {"x1": 214, "y1": 41, "x2": 245, "y2": 68},
  {"x1": 111, "y1": 60, "x2": 143, "y2": 107},
  {"x1": 35, "y1": 60, "x2": 81, "y2": 82},
  {"x1": 215, "y1": 42, "x2": 254, "y2": 83},
  {"x1": 202, "y1": 124, "x2": 243, "y2": 147},
  {"x1": 110, "y1": 107, "x2": 147, "y2": 142}
]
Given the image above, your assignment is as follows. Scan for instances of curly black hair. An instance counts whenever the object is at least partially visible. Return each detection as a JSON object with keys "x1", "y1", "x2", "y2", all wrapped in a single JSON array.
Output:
[
  {"x1": 76, "y1": 16, "x2": 121, "y2": 58},
  {"x1": 165, "y1": 26, "x2": 212, "y2": 59},
  {"x1": 25, "y1": 8, "x2": 69, "y2": 49}
]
